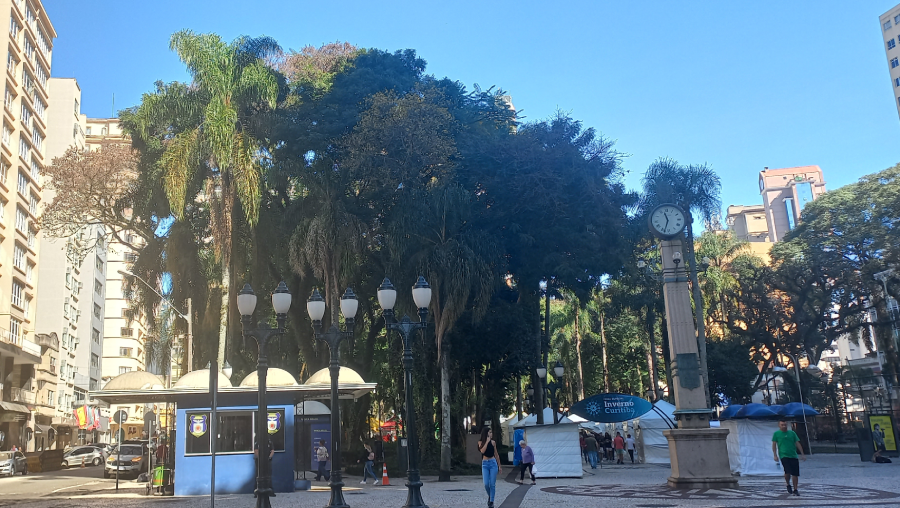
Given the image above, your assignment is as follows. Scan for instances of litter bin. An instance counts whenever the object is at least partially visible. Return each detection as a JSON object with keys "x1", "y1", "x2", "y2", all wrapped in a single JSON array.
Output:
[
  {"x1": 856, "y1": 427, "x2": 874, "y2": 463},
  {"x1": 151, "y1": 466, "x2": 172, "y2": 495}
]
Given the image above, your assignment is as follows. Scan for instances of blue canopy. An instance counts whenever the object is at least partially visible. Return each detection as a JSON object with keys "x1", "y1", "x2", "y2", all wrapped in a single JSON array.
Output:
[
  {"x1": 779, "y1": 402, "x2": 819, "y2": 417},
  {"x1": 719, "y1": 405, "x2": 743, "y2": 420},
  {"x1": 733, "y1": 403, "x2": 780, "y2": 419}
]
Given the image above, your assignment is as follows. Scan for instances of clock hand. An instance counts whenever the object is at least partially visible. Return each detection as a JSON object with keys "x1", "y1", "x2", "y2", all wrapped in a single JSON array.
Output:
[{"x1": 664, "y1": 213, "x2": 669, "y2": 229}]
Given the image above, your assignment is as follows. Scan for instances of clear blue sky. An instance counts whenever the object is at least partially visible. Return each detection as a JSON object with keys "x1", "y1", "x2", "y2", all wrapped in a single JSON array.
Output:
[{"x1": 45, "y1": 1, "x2": 900, "y2": 213}]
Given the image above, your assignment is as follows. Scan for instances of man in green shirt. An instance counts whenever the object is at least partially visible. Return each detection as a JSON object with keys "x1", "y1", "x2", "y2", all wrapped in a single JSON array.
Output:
[{"x1": 772, "y1": 419, "x2": 805, "y2": 496}]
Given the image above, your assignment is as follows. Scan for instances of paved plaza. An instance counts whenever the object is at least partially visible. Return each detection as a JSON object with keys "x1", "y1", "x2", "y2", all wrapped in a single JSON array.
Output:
[{"x1": 0, "y1": 453, "x2": 897, "y2": 508}]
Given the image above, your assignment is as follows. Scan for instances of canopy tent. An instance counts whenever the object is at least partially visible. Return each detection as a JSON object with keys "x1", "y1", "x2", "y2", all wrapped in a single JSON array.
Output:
[
  {"x1": 734, "y1": 403, "x2": 780, "y2": 419},
  {"x1": 721, "y1": 419, "x2": 782, "y2": 476},
  {"x1": 780, "y1": 402, "x2": 819, "y2": 417},
  {"x1": 522, "y1": 423, "x2": 583, "y2": 478},
  {"x1": 512, "y1": 408, "x2": 571, "y2": 428},
  {"x1": 719, "y1": 405, "x2": 742, "y2": 419},
  {"x1": 500, "y1": 413, "x2": 527, "y2": 447},
  {"x1": 633, "y1": 400, "x2": 676, "y2": 464}
]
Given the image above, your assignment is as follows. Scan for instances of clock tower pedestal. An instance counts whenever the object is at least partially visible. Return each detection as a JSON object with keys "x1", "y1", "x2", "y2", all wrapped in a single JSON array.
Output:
[{"x1": 659, "y1": 236, "x2": 737, "y2": 489}]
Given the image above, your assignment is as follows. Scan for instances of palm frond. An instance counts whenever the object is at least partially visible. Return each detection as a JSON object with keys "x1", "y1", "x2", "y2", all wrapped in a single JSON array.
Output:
[{"x1": 161, "y1": 128, "x2": 201, "y2": 219}]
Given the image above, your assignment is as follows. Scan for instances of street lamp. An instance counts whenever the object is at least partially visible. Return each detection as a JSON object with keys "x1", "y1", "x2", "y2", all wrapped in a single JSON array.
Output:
[
  {"x1": 779, "y1": 352, "x2": 819, "y2": 456},
  {"x1": 237, "y1": 281, "x2": 292, "y2": 508},
  {"x1": 537, "y1": 360, "x2": 565, "y2": 424},
  {"x1": 307, "y1": 287, "x2": 357, "y2": 508},
  {"x1": 377, "y1": 276, "x2": 431, "y2": 508},
  {"x1": 119, "y1": 269, "x2": 194, "y2": 374}
]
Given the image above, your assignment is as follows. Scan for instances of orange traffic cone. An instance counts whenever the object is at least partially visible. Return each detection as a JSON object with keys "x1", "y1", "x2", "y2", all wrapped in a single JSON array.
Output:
[{"x1": 381, "y1": 463, "x2": 390, "y2": 486}]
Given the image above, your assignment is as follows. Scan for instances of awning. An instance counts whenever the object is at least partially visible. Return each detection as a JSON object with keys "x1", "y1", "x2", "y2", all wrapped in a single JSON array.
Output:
[
  {"x1": 34, "y1": 424, "x2": 53, "y2": 435},
  {"x1": 0, "y1": 401, "x2": 30, "y2": 413}
]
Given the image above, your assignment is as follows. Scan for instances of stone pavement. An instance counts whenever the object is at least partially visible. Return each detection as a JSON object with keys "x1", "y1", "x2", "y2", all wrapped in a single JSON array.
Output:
[{"x1": 5, "y1": 453, "x2": 899, "y2": 508}]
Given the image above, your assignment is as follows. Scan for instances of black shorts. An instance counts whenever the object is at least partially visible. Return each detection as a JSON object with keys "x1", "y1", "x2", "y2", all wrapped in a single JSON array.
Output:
[{"x1": 780, "y1": 457, "x2": 800, "y2": 477}]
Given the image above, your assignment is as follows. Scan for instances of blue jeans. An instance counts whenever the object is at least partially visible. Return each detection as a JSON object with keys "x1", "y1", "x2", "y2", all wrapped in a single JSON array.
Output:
[
  {"x1": 482, "y1": 458, "x2": 498, "y2": 502},
  {"x1": 363, "y1": 460, "x2": 376, "y2": 481},
  {"x1": 587, "y1": 451, "x2": 598, "y2": 469}
]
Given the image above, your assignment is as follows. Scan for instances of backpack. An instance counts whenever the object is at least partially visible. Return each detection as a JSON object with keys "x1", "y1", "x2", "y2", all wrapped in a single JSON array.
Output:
[{"x1": 875, "y1": 455, "x2": 892, "y2": 463}]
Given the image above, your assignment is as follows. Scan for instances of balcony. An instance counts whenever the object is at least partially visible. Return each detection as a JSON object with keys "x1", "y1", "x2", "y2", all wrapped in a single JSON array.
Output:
[
  {"x1": 9, "y1": 386, "x2": 34, "y2": 404},
  {"x1": 0, "y1": 327, "x2": 42, "y2": 363},
  {"x1": 34, "y1": 332, "x2": 58, "y2": 351}
]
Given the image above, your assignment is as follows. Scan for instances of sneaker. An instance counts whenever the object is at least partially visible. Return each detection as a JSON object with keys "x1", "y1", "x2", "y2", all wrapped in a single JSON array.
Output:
[
  {"x1": 786, "y1": 483, "x2": 793, "y2": 494},
  {"x1": 793, "y1": 490, "x2": 799, "y2": 497},
  {"x1": 374, "y1": 480, "x2": 380, "y2": 486},
  {"x1": 515, "y1": 480, "x2": 522, "y2": 484},
  {"x1": 360, "y1": 480, "x2": 367, "y2": 484}
]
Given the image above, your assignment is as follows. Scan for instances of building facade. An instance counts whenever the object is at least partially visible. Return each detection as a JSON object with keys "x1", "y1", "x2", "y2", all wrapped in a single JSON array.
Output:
[
  {"x1": 0, "y1": 0, "x2": 55, "y2": 451},
  {"x1": 880, "y1": 4, "x2": 900, "y2": 122},
  {"x1": 758, "y1": 165, "x2": 826, "y2": 243}
]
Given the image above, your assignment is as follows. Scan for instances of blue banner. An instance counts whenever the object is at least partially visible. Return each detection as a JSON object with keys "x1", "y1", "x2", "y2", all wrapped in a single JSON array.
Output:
[{"x1": 569, "y1": 393, "x2": 653, "y2": 423}]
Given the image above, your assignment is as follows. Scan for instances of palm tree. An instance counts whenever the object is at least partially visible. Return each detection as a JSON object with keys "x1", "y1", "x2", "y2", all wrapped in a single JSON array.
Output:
[
  {"x1": 641, "y1": 158, "x2": 722, "y2": 407},
  {"x1": 389, "y1": 184, "x2": 498, "y2": 482},
  {"x1": 133, "y1": 31, "x2": 281, "y2": 367}
]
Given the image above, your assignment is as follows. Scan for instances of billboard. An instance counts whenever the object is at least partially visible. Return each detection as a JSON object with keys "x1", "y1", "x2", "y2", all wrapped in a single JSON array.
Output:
[{"x1": 569, "y1": 393, "x2": 653, "y2": 423}]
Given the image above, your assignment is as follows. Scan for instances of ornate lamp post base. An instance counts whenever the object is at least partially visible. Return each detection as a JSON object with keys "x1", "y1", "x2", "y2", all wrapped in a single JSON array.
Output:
[{"x1": 664, "y1": 427, "x2": 736, "y2": 489}]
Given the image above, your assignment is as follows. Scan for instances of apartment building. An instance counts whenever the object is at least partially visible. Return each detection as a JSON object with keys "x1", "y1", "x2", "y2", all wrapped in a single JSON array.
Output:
[
  {"x1": 880, "y1": 4, "x2": 900, "y2": 122},
  {"x1": 0, "y1": 0, "x2": 55, "y2": 452},
  {"x1": 33, "y1": 78, "x2": 112, "y2": 447}
]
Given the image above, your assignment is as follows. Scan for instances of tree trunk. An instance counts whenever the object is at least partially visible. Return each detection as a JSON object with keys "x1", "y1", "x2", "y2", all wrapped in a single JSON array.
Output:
[
  {"x1": 573, "y1": 307, "x2": 585, "y2": 401},
  {"x1": 516, "y1": 376, "x2": 523, "y2": 421},
  {"x1": 600, "y1": 309, "x2": 610, "y2": 392},
  {"x1": 439, "y1": 349, "x2": 451, "y2": 481},
  {"x1": 686, "y1": 222, "x2": 712, "y2": 407},
  {"x1": 217, "y1": 262, "x2": 229, "y2": 368},
  {"x1": 646, "y1": 306, "x2": 660, "y2": 401}
]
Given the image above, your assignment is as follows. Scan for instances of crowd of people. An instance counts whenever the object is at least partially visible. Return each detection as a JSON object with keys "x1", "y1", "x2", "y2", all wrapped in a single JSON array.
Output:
[{"x1": 580, "y1": 429, "x2": 636, "y2": 467}]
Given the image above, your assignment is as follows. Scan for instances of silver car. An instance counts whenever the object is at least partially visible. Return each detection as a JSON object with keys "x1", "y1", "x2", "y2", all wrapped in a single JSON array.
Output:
[
  {"x1": 104, "y1": 443, "x2": 148, "y2": 478},
  {"x1": 63, "y1": 446, "x2": 104, "y2": 467},
  {"x1": 0, "y1": 451, "x2": 27, "y2": 476}
]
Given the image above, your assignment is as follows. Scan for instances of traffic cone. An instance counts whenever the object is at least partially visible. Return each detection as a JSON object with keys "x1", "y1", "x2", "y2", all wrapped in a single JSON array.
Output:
[{"x1": 381, "y1": 464, "x2": 390, "y2": 486}]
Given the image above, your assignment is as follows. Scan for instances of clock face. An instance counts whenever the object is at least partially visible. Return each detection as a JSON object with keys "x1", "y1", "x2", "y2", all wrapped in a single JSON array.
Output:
[{"x1": 649, "y1": 204, "x2": 686, "y2": 238}]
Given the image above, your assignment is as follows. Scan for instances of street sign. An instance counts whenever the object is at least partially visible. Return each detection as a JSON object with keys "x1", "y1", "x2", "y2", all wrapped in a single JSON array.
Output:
[
  {"x1": 114, "y1": 409, "x2": 128, "y2": 425},
  {"x1": 569, "y1": 393, "x2": 653, "y2": 423}
]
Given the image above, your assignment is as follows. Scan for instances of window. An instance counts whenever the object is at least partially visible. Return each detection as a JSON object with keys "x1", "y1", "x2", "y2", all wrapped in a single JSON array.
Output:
[
  {"x1": 25, "y1": 262, "x2": 33, "y2": 283},
  {"x1": 2, "y1": 124, "x2": 10, "y2": 146},
  {"x1": 122, "y1": 308, "x2": 134, "y2": 319},
  {"x1": 895, "y1": 14, "x2": 900, "y2": 24},
  {"x1": 93, "y1": 303, "x2": 101, "y2": 319},
  {"x1": 119, "y1": 347, "x2": 132, "y2": 357},
  {"x1": 22, "y1": 37, "x2": 33, "y2": 63},
  {"x1": 0, "y1": 160, "x2": 7, "y2": 183},
  {"x1": 25, "y1": 6, "x2": 34, "y2": 28},
  {"x1": 0, "y1": 198, "x2": 5, "y2": 224},
  {"x1": 890, "y1": 39, "x2": 897, "y2": 50},
  {"x1": 63, "y1": 298, "x2": 69, "y2": 318},
  {"x1": 896, "y1": 78, "x2": 900, "y2": 88},
  {"x1": 46, "y1": 390, "x2": 53, "y2": 406},
  {"x1": 11, "y1": 281, "x2": 23, "y2": 307},
  {"x1": 15, "y1": 207, "x2": 27, "y2": 232},
  {"x1": 95, "y1": 256, "x2": 103, "y2": 272},
  {"x1": 92, "y1": 328, "x2": 100, "y2": 343},
  {"x1": 85, "y1": 126, "x2": 91, "y2": 135},
  {"x1": 61, "y1": 330, "x2": 68, "y2": 349},
  {"x1": 74, "y1": 99, "x2": 79, "y2": 115},
  {"x1": 33, "y1": 97, "x2": 44, "y2": 120},
  {"x1": 4, "y1": 87, "x2": 11, "y2": 110},
  {"x1": 19, "y1": 135, "x2": 29, "y2": 159},
  {"x1": 30, "y1": 157, "x2": 39, "y2": 179},
  {"x1": 28, "y1": 192, "x2": 36, "y2": 215},
  {"x1": 10, "y1": 318, "x2": 20, "y2": 341},
  {"x1": 892, "y1": 57, "x2": 899, "y2": 69},
  {"x1": 9, "y1": 17, "x2": 19, "y2": 39},
  {"x1": 94, "y1": 279, "x2": 102, "y2": 295},
  {"x1": 23, "y1": 296, "x2": 30, "y2": 315},
  {"x1": 101, "y1": 127, "x2": 107, "y2": 135},
  {"x1": 125, "y1": 252, "x2": 138, "y2": 263},
  {"x1": 90, "y1": 354, "x2": 99, "y2": 368},
  {"x1": 885, "y1": 20, "x2": 893, "y2": 31},
  {"x1": 17, "y1": 171, "x2": 27, "y2": 195},
  {"x1": 118, "y1": 366, "x2": 132, "y2": 375},
  {"x1": 20, "y1": 104, "x2": 31, "y2": 127},
  {"x1": 31, "y1": 129, "x2": 42, "y2": 151},
  {"x1": 120, "y1": 327, "x2": 133, "y2": 337},
  {"x1": 13, "y1": 244, "x2": 24, "y2": 269},
  {"x1": 5, "y1": 53, "x2": 14, "y2": 74},
  {"x1": 27, "y1": 227, "x2": 34, "y2": 248},
  {"x1": 185, "y1": 409, "x2": 285, "y2": 456}
]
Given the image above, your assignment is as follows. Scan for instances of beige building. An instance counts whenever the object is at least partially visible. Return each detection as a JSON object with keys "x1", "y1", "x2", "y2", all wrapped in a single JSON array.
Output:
[
  {"x1": 881, "y1": 4, "x2": 900, "y2": 121},
  {"x1": 0, "y1": 0, "x2": 55, "y2": 451}
]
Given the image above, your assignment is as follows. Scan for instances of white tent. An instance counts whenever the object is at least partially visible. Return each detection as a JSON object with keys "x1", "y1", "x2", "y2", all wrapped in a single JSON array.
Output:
[
  {"x1": 500, "y1": 413, "x2": 528, "y2": 447},
  {"x1": 512, "y1": 407, "x2": 571, "y2": 428},
  {"x1": 721, "y1": 420, "x2": 782, "y2": 476},
  {"x1": 522, "y1": 423, "x2": 583, "y2": 478},
  {"x1": 633, "y1": 400, "x2": 676, "y2": 464}
]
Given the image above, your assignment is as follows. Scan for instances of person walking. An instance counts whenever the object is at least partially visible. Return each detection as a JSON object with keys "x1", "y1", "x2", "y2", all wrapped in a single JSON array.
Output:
[
  {"x1": 478, "y1": 426, "x2": 502, "y2": 508},
  {"x1": 584, "y1": 432, "x2": 599, "y2": 469},
  {"x1": 772, "y1": 419, "x2": 805, "y2": 496},
  {"x1": 602, "y1": 432, "x2": 613, "y2": 461},
  {"x1": 315, "y1": 440, "x2": 330, "y2": 482},
  {"x1": 516, "y1": 440, "x2": 535, "y2": 485},
  {"x1": 358, "y1": 443, "x2": 380, "y2": 485},
  {"x1": 579, "y1": 433, "x2": 587, "y2": 464},
  {"x1": 625, "y1": 433, "x2": 636, "y2": 463},
  {"x1": 613, "y1": 432, "x2": 626, "y2": 464}
]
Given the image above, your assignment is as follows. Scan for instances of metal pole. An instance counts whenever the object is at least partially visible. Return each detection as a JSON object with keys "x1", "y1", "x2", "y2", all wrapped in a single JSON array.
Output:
[
  {"x1": 255, "y1": 328, "x2": 273, "y2": 508},
  {"x1": 327, "y1": 329, "x2": 348, "y2": 508},
  {"x1": 115, "y1": 420, "x2": 121, "y2": 491},
  {"x1": 210, "y1": 360, "x2": 218, "y2": 508},
  {"x1": 791, "y1": 355, "x2": 812, "y2": 456},
  {"x1": 186, "y1": 298, "x2": 193, "y2": 373}
]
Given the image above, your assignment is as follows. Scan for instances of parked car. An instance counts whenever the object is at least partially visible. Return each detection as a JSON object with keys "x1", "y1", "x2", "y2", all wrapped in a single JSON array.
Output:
[
  {"x1": 104, "y1": 443, "x2": 148, "y2": 479},
  {"x1": 0, "y1": 451, "x2": 27, "y2": 476},
  {"x1": 63, "y1": 446, "x2": 104, "y2": 467},
  {"x1": 89, "y1": 444, "x2": 113, "y2": 460}
]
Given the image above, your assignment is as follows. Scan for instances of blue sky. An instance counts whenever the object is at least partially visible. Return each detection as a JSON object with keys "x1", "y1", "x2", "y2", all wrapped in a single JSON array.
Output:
[{"x1": 45, "y1": 1, "x2": 900, "y2": 213}]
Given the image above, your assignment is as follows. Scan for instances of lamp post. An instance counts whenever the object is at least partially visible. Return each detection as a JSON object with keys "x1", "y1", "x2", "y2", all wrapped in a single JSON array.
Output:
[
  {"x1": 376, "y1": 276, "x2": 431, "y2": 508},
  {"x1": 307, "y1": 287, "x2": 358, "y2": 508},
  {"x1": 237, "y1": 282, "x2": 293, "y2": 508},
  {"x1": 537, "y1": 361, "x2": 565, "y2": 424},
  {"x1": 780, "y1": 352, "x2": 819, "y2": 455}
]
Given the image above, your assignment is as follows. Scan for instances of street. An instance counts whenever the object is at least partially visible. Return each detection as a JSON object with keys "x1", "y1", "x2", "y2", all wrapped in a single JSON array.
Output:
[{"x1": 0, "y1": 464, "x2": 147, "y2": 502}]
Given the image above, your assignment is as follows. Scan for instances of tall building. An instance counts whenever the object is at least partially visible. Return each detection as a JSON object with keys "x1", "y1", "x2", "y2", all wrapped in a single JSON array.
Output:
[
  {"x1": 34, "y1": 78, "x2": 111, "y2": 447},
  {"x1": 758, "y1": 165, "x2": 826, "y2": 243},
  {"x1": 880, "y1": 4, "x2": 900, "y2": 121},
  {"x1": 0, "y1": 0, "x2": 55, "y2": 451}
]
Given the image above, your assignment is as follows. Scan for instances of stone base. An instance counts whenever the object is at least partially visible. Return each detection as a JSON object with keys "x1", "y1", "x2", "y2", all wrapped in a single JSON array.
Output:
[{"x1": 664, "y1": 427, "x2": 738, "y2": 489}]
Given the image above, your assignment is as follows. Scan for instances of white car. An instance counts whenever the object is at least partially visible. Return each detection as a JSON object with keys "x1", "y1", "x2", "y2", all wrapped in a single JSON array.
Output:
[
  {"x1": 0, "y1": 451, "x2": 27, "y2": 476},
  {"x1": 63, "y1": 446, "x2": 104, "y2": 467}
]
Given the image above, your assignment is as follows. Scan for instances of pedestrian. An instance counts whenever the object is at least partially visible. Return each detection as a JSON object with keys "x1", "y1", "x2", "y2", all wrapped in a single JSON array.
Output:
[
  {"x1": 579, "y1": 433, "x2": 587, "y2": 463},
  {"x1": 315, "y1": 440, "x2": 330, "y2": 482},
  {"x1": 584, "y1": 431, "x2": 599, "y2": 469},
  {"x1": 625, "y1": 433, "x2": 636, "y2": 463},
  {"x1": 772, "y1": 419, "x2": 805, "y2": 496},
  {"x1": 603, "y1": 432, "x2": 613, "y2": 461},
  {"x1": 613, "y1": 432, "x2": 626, "y2": 464},
  {"x1": 478, "y1": 426, "x2": 502, "y2": 508},
  {"x1": 516, "y1": 439, "x2": 535, "y2": 485},
  {"x1": 357, "y1": 443, "x2": 380, "y2": 485}
]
